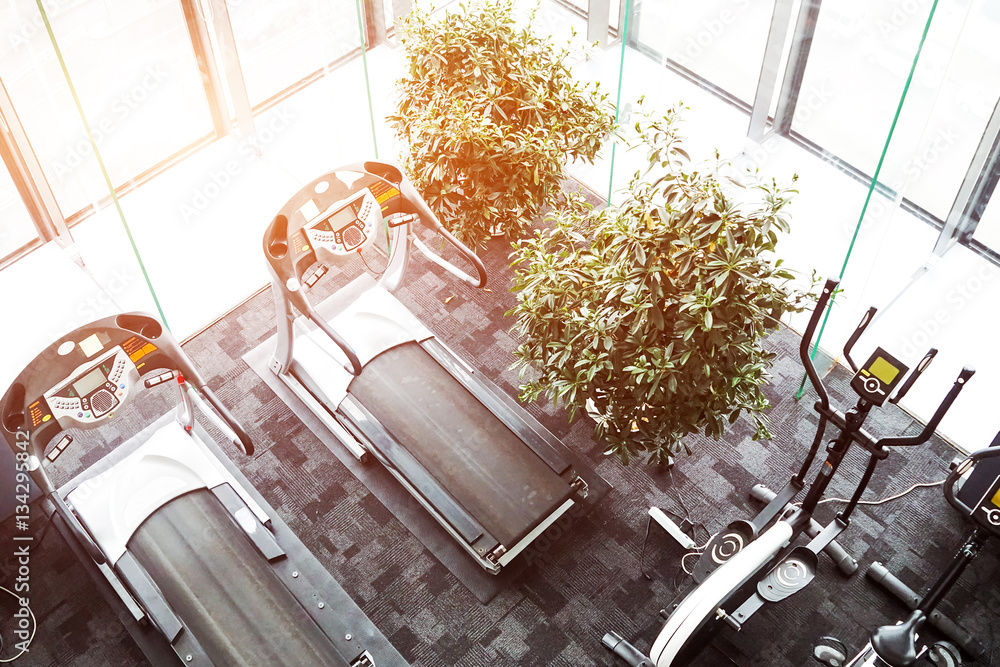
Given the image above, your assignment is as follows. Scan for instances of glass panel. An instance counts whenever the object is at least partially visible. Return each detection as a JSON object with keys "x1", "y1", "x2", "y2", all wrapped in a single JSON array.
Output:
[
  {"x1": 633, "y1": 0, "x2": 774, "y2": 105},
  {"x1": 0, "y1": 0, "x2": 216, "y2": 217},
  {"x1": 226, "y1": 0, "x2": 363, "y2": 107},
  {"x1": 0, "y1": 159, "x2": 38, "y2": 258},
  {"x1": 606, "y1": 0, "x2": 1000, "y2": 450},
  {"x1": 790, "y1": 0, "x2": 1000, "y2": 220}
]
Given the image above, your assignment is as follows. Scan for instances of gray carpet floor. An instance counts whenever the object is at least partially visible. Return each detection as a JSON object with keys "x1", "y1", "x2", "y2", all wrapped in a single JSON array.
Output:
[{"x1": 1, "y1": 229, "x2": 997, "y2": 666}]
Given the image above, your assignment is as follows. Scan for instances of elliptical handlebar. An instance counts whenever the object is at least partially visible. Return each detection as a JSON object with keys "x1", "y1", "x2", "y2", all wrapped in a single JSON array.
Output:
[
  {"x1": 889, "y1": 347, "x2": 938, "y2": 405},
  {"x1": 876, "y1": 365, "x2": 975, "y2": 449},
  {"x1": 843, "y1": 306, "x2": 876, "y2": 373},
  {"x1": 799, "y1": 277, "x2": 838, "y2": 412}
]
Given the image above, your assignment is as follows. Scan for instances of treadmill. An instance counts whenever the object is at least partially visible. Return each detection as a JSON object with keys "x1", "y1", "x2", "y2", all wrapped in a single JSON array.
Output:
[
  {"x1": 263, "y1": 160, "x2": 589, "y2": 574},
  {"x1": 1, "y1": 313, "x2": 401, "y2": 666}
]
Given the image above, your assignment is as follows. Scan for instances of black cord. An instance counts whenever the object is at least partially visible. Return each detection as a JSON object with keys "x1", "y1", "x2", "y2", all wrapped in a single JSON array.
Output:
[
  {"x1": 358, "y1": 250, "x2": 385, "y2": 277},
  {"x1": 667, "y1": 468, "x2": 693, "y2": 521},
  {"x1": 32, "y1": 504, "x2": 56, "y2": 549},
  {"x1": 639, "y1": 514, "x2": 654, "y2": 580}
]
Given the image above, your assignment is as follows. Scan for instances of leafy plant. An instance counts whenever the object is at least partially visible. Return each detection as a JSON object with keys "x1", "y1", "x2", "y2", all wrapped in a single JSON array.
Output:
[
  {"x1": 508, "y1": 104, "x2": 816, "y2": 465},
  {"x1": 388, "y1": 0, "x2": 615, "y2": 247}
]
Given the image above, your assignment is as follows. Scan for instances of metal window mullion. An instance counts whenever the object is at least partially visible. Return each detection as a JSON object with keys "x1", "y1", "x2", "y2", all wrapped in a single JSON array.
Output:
[
  {"x1": 179, "y1": 0, "x2": 229, "y2": 137},
  {"x1": 203, "y1": 0, "x2": 255, "y2": 139},
  {"x1": 588, "y1": 0, "x2": 612, "y2": 46},
  {"x1": 363, "y1": 0, "x2": 387, "y2": 48},
  {"x1": 747, "y1": 0, "x2": 796, "y2": 141},
  {"x1": 0, "y1": 78, "x2": 68, "y2": 243},
  {"x1": 933, "y1": 98, "x2": 1000, "y2": 255},
  {"x1": 625, "y1": 0, "x2": 641, "y2": 49},
  {"x1": 773, "y1": 0, "x2": 822, "y2": 136}
]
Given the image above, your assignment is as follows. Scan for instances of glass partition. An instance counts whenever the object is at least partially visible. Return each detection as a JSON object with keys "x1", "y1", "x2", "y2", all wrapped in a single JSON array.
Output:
[
  {"x1": 634, "y1": 0, "x2": 778, "y2": 106},
  {"x1": 226, "y1": 0, "x2": 363, "y2": 107},
  {"x1": 1, "y1": 0, "x2": 998, "y2": 452},
  {"x1": 0, "y1": 0, "x2": 216, "y2": 219},
  {"x1": 0, "y1": 161, "x2": 37, "y2": 260}
]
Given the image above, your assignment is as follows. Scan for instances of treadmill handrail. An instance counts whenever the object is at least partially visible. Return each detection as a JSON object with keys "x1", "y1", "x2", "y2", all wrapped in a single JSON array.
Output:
[{"x1": 395, "y1": 172, "x2": 487, "y2": 289}]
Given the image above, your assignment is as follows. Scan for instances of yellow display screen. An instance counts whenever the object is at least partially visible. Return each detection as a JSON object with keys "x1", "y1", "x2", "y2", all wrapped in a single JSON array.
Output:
[
  {"x1": 991, "y1": 485, "x2": 1000, "y2": 509},
  {"x1": 869, "y1": 356, "x2": 900, "y2": 385}
]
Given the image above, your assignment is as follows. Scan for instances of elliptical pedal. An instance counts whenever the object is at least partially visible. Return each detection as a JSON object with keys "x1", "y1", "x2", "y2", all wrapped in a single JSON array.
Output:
[
  {"x1": 692, "y1": 520, "x2": 756, "y2": 582},
  {"x1": 757, "y1": 546, "x2": 818, "y2": 602}
]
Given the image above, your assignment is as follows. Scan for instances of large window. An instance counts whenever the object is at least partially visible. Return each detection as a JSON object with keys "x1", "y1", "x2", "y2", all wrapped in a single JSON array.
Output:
[
  {"x1": 635, "y1": 0, "x2": 776, "y2": 106},
  {"x1": 791, "y1": 0, "x2": 1000, "y2": 220},
  {"x1": 0, "y1": 0, "x2": 216, "y2": 217},
  {"x1": 0, "y1": 161, "x2": 36, "y2": 259},
  {"x1": 226, "y1": 0, "x2": 363, "y2": 107}
]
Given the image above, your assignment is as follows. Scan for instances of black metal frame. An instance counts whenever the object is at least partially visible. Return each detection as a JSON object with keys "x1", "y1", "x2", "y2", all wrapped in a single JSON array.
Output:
[{"x1": 603, "y1": 278, "x2": 974, "y2": 666}]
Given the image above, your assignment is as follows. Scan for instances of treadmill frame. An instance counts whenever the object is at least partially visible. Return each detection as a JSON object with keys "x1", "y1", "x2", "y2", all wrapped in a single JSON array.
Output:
[
  {"x1": 58, "y1": 415, "x2": 385, "y2": 666},
  {"x1": 263, "y1": 161, "x2": 589, "y2": 574}
]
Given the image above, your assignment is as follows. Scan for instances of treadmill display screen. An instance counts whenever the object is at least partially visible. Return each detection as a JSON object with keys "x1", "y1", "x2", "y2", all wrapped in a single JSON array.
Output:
[
  {"x1": 73, "y1": 367, "x2": 107, "y2": 397},
  {"x1": 869, "y1": 356, "x2": 901, "y2": 384},
  {"x1": 327, "y1": 204, "x2": 357, "y2": 231}
]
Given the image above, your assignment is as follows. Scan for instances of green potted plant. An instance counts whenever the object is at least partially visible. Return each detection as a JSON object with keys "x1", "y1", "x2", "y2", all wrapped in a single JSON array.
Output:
[
  {"x1": 508, "y1": 104, "x2": 816, "y2": 465},
  {"x1": 388, "y1": 0, "x2": 615, "y2": 246}
]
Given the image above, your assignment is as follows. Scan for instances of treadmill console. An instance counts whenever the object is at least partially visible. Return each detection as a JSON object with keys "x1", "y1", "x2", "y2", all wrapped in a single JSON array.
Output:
[
  {"x1": 851, "y1": 347, "x2": 908, "y2": 406},
  {"x1": 302, "y1": 188, "x2": 381, "y2": 258},
  {"x1": 29, "y1": 334, "x2": 147, "y2": 463},
  {"x1": 42, "y1": 346, "x2": 138, "y2": 425}
]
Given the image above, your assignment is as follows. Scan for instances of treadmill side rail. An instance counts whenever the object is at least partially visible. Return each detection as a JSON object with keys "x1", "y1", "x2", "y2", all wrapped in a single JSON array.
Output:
[
  {"x1": 212, "y1": 483, "x2": 286, "y2": 562},
  {"x1": 338, "y1": 395, "x2": 495, "y2": 550},
  {"x1": 115, "y1": 552, "x2": 185, "y2": 643}
]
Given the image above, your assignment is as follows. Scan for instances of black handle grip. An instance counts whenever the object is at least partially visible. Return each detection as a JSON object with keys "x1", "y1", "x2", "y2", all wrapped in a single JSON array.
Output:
[
  {"x1": 800, "y1": 278, "x2": 839, "y2": 411},
  {"x1": 878, "y1": 366, "x2": 974, "y2": 448},
  {"x1": 202, "y1": 386, "x2": 255, "y2": 456},
  {"x1": 843, "y1": 306, "x2": 877, "y2": 372},
  {"x1": 602, "y1": 632, "x2": 654, "y2": 667},
  {"x1": 305, "y1": 302, "x2": 364, "y2": 377},
  {"x1": 397, "y1": 175, "x2": 488, "y2": 289},
  {"x1": 889, "y1": 348, "x2": 937, "y2": 405}
]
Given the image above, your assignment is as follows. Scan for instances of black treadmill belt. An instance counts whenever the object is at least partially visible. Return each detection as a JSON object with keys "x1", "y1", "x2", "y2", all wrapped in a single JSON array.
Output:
[
  {"x1": 349, "y1": 342, "x2": 573, "y2": 548},
  {"x1": 128, "y1": 489, "x2": 349, "y2": 667}
]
